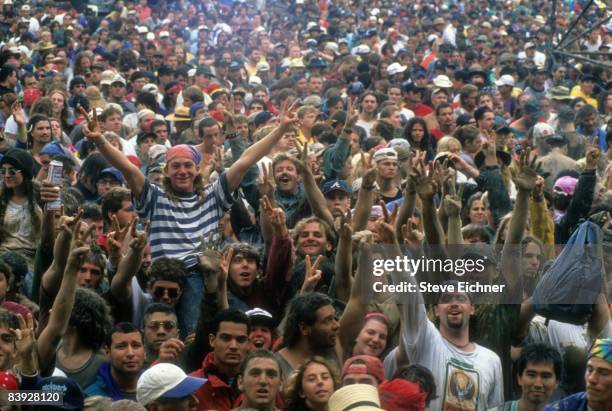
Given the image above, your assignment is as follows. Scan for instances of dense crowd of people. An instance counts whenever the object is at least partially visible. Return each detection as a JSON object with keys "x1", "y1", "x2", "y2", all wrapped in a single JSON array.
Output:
[{"x1": 0, "y1": 0, "x2": 609, "y2": 410}]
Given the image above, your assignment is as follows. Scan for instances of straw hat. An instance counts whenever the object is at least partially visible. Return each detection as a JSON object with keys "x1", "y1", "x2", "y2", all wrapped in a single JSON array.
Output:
[
  {"x1": 329, "y1": 384, "x2": 385, "y2": 411},
  {"x1": 165, "y1": 106, "x2": 191, "y2": 122}
]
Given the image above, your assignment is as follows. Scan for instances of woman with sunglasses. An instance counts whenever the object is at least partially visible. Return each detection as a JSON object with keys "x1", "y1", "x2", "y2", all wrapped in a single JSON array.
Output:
[{"x1": 0, "y1": 148, "x2": 41, "y2": 271}]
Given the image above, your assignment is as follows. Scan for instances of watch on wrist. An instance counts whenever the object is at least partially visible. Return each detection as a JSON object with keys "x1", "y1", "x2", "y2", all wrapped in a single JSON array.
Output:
[{"x1": 226, "y1": 132, "x2": 240, "y2": 140}]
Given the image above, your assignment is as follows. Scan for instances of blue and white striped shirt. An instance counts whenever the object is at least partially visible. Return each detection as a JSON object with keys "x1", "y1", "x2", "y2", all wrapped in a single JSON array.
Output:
[{"x1": 133, "y1": 172, "x2": 237, "y2": 268}]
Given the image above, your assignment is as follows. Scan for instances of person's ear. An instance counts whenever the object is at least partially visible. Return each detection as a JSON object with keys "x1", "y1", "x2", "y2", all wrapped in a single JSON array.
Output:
[
  {"x1": 298, "y1": 321, "x2": 310, "y2": 337},
  {"x1": 208, "y1": 333, "x2": 216, "y2": 348},
  {"x1": 237, "y1": 374, "x2": 244, "y2": 392}
]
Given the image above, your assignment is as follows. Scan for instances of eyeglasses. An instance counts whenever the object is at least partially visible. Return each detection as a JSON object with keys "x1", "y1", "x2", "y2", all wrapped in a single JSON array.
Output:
[
  {"x1": 153, "y1": 286, "x2": 180, "y2": 299},
  {"x1": 0, "y1": 168, "x2": 22, "y2": 176},
  {"x1": 146, "y1": 320, "x2": 177, "y2": 331}
]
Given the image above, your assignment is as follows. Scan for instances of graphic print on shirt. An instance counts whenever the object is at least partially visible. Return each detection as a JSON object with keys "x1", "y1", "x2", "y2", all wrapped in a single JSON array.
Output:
[{"x1": 442, "y1": 358, "x2": 480, "y2": 411}]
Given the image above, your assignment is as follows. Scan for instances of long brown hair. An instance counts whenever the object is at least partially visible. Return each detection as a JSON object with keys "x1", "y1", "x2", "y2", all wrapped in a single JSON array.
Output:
[
  {"x1": 284, "y1": 356, "x2": 340, "y2": 411},
  {"x1": 0, "y1": 178, "x2": 41, "y2": 243},
  {"x1": 161, "y1": 173, "x2": 207, "y2": 204}
]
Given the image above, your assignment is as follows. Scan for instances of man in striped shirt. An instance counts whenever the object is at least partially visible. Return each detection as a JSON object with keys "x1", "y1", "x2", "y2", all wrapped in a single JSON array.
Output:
[{"x1": 81, "y1": 105, "x2": 299, "y2": 334}]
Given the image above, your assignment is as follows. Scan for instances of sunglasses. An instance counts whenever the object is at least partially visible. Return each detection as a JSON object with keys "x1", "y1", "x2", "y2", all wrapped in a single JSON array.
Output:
[
  {"x1": 0, "y1": 168, "x2": 22, "y2": 176},
  {"x1": 146, "y1": 320, "x2": 177, "y2": 331},
  {"x1": 153, "y1": 286, "x2": 180, "y2": 299}
]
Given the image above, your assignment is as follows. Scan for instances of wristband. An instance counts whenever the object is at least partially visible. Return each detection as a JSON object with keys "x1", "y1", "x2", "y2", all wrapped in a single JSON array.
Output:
[{"x1": 226, "y1": 132, "x2": 240, "y2": 140}]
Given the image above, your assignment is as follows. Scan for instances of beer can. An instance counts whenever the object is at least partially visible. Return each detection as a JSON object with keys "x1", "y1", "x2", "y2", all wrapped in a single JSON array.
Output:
[{"x1": 47, "y1": 160, "x2": 63, "y2": 211}]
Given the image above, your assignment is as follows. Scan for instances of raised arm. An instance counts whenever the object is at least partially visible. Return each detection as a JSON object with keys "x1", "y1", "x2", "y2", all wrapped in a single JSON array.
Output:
[
  {"x1": 38, "y1": 221, "x2": 95, "y2": 373},
  {"x1": 444, "y1": 184, "x2": 465, "y2": 246},
  {"x1": 502, "y1": 148, "x2": 540, "y2": 296},
  {"x1": 12, "y1": 101, "x2": 28, "y2": 145},
  {"x1": 395, "y1": 155, "x2": 418, "y2": 243},
  {"x1": 110, "y1": 219, "x2": 148, "y2": 303},
  {"x1": 295, "y1": 141, "x2": 334, "y2": 228},
  {"x1": 226, "y1": 102, "x2": 299, "y2": 192},
  {"x1": 80, "y1": 106, "x2": 146, "y2": 198},
  {"x1": 353, "y1": 163, "x2": 377, "y2": 232},
  {"x1": 334, "y1": 210, "x2": 353, "y2": 303}
]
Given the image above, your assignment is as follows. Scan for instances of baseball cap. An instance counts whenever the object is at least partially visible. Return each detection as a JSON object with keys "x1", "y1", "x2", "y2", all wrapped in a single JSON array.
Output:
[
  {"x1": 387, "y1": 62, "x2": 407, "y2": 76},
  {"x1": 98, "y1": 167, "x2": 125, "y2": 184},
  {"x1": 495, "y1": 74, "x2": 515, "y2": 87},
  {"x1": 34, "y1": 376, "x2": 84, "y2": 409},
  {"x1": 322, "y1": 179, "x2": 351, "y2": 196},
  {"x1": 245, "y1": 307, "x2": 276, "y2": 328},
  {"x1": 256, "y1": 61, "x2": 270, "y2": 72},
  {"x1": 137, "y1": 363, "x2": 206, "y2": 406},
  {"x1": 372, "y1": 147, "x2": 398, "y2": 162},
  {"x1": 524, "y1": 101, "x2": 544, "y2": 119},
  {"x1": 110, "y1": 74, "x2": 127, "y2": 86},
  {"x1": 342, "y1": 355, "x2": 385, "y2": 384},
  {"x1": 532, "y1": 122, "x2": 554, "y2": 140}
]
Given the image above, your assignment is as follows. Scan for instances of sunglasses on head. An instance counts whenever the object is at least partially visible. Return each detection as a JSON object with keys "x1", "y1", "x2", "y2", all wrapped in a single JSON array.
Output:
[
  {"x1": 147, "y1": 320, "x2": 177, "y2": 331},
  {"x1": 153, "y1": 286, "x2": 180, "y2": 299}
]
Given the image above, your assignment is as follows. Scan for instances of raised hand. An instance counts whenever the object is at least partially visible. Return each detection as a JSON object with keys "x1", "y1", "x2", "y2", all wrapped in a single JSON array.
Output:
[
  {"x1": 66, "y1": 246, "x2": 91, "y2": 272},
  {"x1": 443, "y1": 184, "x2": 464, "y2": 218},
  {"x1": 107, "y1": 215, "x2": 134, "y2": 258},
  {"x1": 532, "y1": 175, "x2": 545, "y2": 199},
  {"x1": 410, "y1": 154, "x2": 438, "y2": 200},
  {"x1": 279, "y1": 99, "x2": 300, "y2": 131},
  {"x1": 9, "y1": 312, "x2": 36, "y2": 359},
  {"x1": 269, "y1": 207, "x2": 288, "y2": 238},
  {"x1": 335, "y1": 209, "x2": 353, "y2": 239},
  {"x1": 482, "y1": 131, "x2": 497, "y2": 166},
  {"x1": 129, "y1": 219, "x2": 149, "y2": 251},
  {"x1": 361, "y1": 157, "x2": 377, "y2": 190},
  {"x1": 512, "y1": 147, "x2": 541, "y2": 192},
  {"x1": 401, "y1": 222, "x2": 425, "y2": 247},
  {"x1": 79, "y1": 105, "x2": 103, "y2": 144},
  {"x1": 301, "y1": 255, "x2": 323, "y2": 294},
  {"x1": 158, "y1": 338, "x2": 184, "y2": 363},
  {"x1": 344, "y1": 96, "x2": 359, "y2": 129},
  {"x1": 212, "y1": 146, "x2": 224, "y2": 174},
  {"x1": 585, "y1": 145, "x2": 601, "y2": 170},
  {"x1": 218, "y1": 247, "x2": 234, "y2": 288},
  {"x1": 12, "y1": 101, "x2": 26, "y2": 128},
  {"x1": 257, "y1": 163, "x2": 275, "y2": 198},
  {"x1": 376, "y1": 200, "x2": 398, "y2": 244}
]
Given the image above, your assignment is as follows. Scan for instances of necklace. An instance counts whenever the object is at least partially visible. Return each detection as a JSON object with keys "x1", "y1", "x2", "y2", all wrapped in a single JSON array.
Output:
[{"x1": 443, "y1": 335, "x2": 472, "y2": 350}]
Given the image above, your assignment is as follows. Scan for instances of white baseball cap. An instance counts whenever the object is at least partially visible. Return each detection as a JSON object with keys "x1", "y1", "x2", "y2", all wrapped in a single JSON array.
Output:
[
  {"x1": 533, "y1": 123, "x2": 554, "y2": 140},
  {"x1": 495, "y1": 74, "x2": 515, "y2": 87},
  {"x1": 159, "y1": 30, "x2": 170, "y2": 38},
  {"x1": 387, "y1": 62, "x2": 407, "y2": 76},
  {"x1": 137, "y1": 363, "x2": 206, "y2": 406}
]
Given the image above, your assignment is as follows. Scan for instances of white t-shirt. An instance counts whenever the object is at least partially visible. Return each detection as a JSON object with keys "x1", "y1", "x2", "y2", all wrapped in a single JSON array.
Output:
[
  {"x1": 355, "y1": 118, "x2": 375, "y2": 138},
  {"x1": 384, "y1": 274, "x2": 503, "y2": 411}
]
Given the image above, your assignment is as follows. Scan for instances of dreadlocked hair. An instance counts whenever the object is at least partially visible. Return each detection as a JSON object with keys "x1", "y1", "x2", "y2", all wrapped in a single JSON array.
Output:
[{"x1": 161, "y1": 173, "x2": 207, "y2": 204}]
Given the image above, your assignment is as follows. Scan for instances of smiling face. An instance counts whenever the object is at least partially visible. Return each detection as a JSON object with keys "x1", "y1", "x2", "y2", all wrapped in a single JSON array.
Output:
[
  {"x1": 518, "y1": 360, "x2": 559, "y2": 406},
  {"x1": 165, "y1": 157, "x2": 199, "y2": 193},
  {"x1": 301, "y1": 362, "x2": 335, "y2": 408},
  {"x1": 296, "y1": 221, "x2": 331, "y2": 256},
  {"x1": 273, "y1": 159, "x2": 299, "y2": 194},
  {"x1": 434, "y1": 292, "x2": 474, "y2": 331},
  {"x1": 31, "y1": 119, "x2": 52, "y2": 145},
  {"x1": 468, "y1": 199, "x2": 487, "y2": 224},
  {"x1": 353, "y1": 317, "x2": 388, "y2": 357}
]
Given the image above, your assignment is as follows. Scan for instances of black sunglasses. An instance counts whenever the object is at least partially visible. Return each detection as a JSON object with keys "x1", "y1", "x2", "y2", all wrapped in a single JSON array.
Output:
[{"x1": 153, "y1": 286, "x2": 180, "y2": 299}]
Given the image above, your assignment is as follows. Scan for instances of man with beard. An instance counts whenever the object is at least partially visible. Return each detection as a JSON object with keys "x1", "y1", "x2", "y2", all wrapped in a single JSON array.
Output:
[
  {"x1": 492, "y1": 343, "x2": 561, "y2": 411},
  {"x1": 430, "y1": 102, "x2": 456, "y2": 140},
  {"x1": 545, "y1": 338, "x2": 612, "y2": 411},
  {"x1": 235, "y1": 350, "x2": 283, "y2": 411},
  {"x1": 277, "y1": 292, "x2": 341, "y2": 383},
  {"x1": 384, "y1": 284, "x2": 504, "y2": 410},
  {"x1": 84, "y1": 322, "x2": 146, "y2": 401},
  {"x1": 142, "y1": 303, "x2": 179, "y2": 368}
]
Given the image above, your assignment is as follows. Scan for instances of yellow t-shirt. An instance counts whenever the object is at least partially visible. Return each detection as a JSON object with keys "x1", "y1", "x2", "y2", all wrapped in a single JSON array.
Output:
[{"x1": 570, "y1": 85, "x2": 597, "y2": 107}]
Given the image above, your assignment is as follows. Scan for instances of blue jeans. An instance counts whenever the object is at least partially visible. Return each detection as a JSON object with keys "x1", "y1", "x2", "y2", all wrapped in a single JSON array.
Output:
[{"x1": 176, "y1": 268, "x2": 203, "y2": 339}]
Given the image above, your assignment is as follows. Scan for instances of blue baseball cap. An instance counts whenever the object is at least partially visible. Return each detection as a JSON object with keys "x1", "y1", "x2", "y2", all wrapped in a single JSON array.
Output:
[
  {"x1": 40, "y1": 141, "x2": 72, "y2": 158},
  {"x1": 34, "y1": 376, "x2": 84, "y2": 409},
  {"x1": 98, "y1": 167, "x2": 125, "y2": 184},
  {"x1": 322, "y1": 179, "x2": 351, "y2": 196}
]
